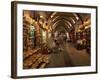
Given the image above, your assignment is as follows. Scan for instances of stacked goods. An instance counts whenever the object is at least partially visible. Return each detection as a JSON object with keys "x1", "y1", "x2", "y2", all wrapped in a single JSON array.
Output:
[
  {"x1": 23, "y1": 16, "x2": 33, "y2": 51},
  {"x1": 23, "y1": 48, "x2": 41, "y2": 59},
  {"x1": 41, "y1": 43, "x2": 51, "y2": 54},
  {"x1": 23, "y1": 52, "x2": 50, "y2": 69},
  {"x1": 23, "y1": 11, "x2": 51, "y2": 69},
  {"x1": 23, "y1": 43, "x2": 50, "y2": 69}
]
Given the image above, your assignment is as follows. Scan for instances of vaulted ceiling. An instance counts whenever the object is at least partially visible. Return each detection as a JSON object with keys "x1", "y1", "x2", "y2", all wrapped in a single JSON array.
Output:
[{"x1": 25, "y1": 10, "x2": 91, "y2": 33}]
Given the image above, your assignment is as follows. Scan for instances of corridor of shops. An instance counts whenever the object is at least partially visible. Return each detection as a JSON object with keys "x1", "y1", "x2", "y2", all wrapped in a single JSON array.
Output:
[{"x1": 23, "y1": 10, "x2": 91, "y2": 69}]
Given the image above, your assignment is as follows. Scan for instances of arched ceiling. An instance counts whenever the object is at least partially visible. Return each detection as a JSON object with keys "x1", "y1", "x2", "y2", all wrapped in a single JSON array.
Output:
[
  {"x1": 47, "y1": 12, "x2": 80, "y2": 32},
  {"x1": 28, "y1": 10, "x2": 90, "y2": 32},
  {"x1": 52, "y1": 19, "x2": 72, "y2": 31}
]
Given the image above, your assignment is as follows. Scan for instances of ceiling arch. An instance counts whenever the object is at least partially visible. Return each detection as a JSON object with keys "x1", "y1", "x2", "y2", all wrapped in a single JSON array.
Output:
[
  {"x1": 51, "y1": 16, "x2": 75, "y2": 26},
  {"x1": 52, "y1": 20, "x2": 73, "y2": 32},
  {"x1": 47, "y1": 13, "x2": 80, "y2": 32}
]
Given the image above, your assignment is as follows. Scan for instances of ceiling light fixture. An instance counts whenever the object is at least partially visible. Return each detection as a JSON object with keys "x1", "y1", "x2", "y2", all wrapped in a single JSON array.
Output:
[{"x1": 40, "y1": 15, "x2": 43, "y2": 18}]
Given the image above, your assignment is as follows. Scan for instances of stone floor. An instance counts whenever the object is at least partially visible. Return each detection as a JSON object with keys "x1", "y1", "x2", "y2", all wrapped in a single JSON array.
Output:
[
  {"x1": 23, "y1": 41, "x2": 90, "y2": 69},
  {"x1": 46, "y1": 42, "x2": 90, "y2": 68}
]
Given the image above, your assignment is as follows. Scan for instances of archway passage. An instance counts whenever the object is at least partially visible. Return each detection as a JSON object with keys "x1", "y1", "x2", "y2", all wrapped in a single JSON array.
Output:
[{"x1": 23, "y1": 10, "x2": 91, "y2": 69}]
